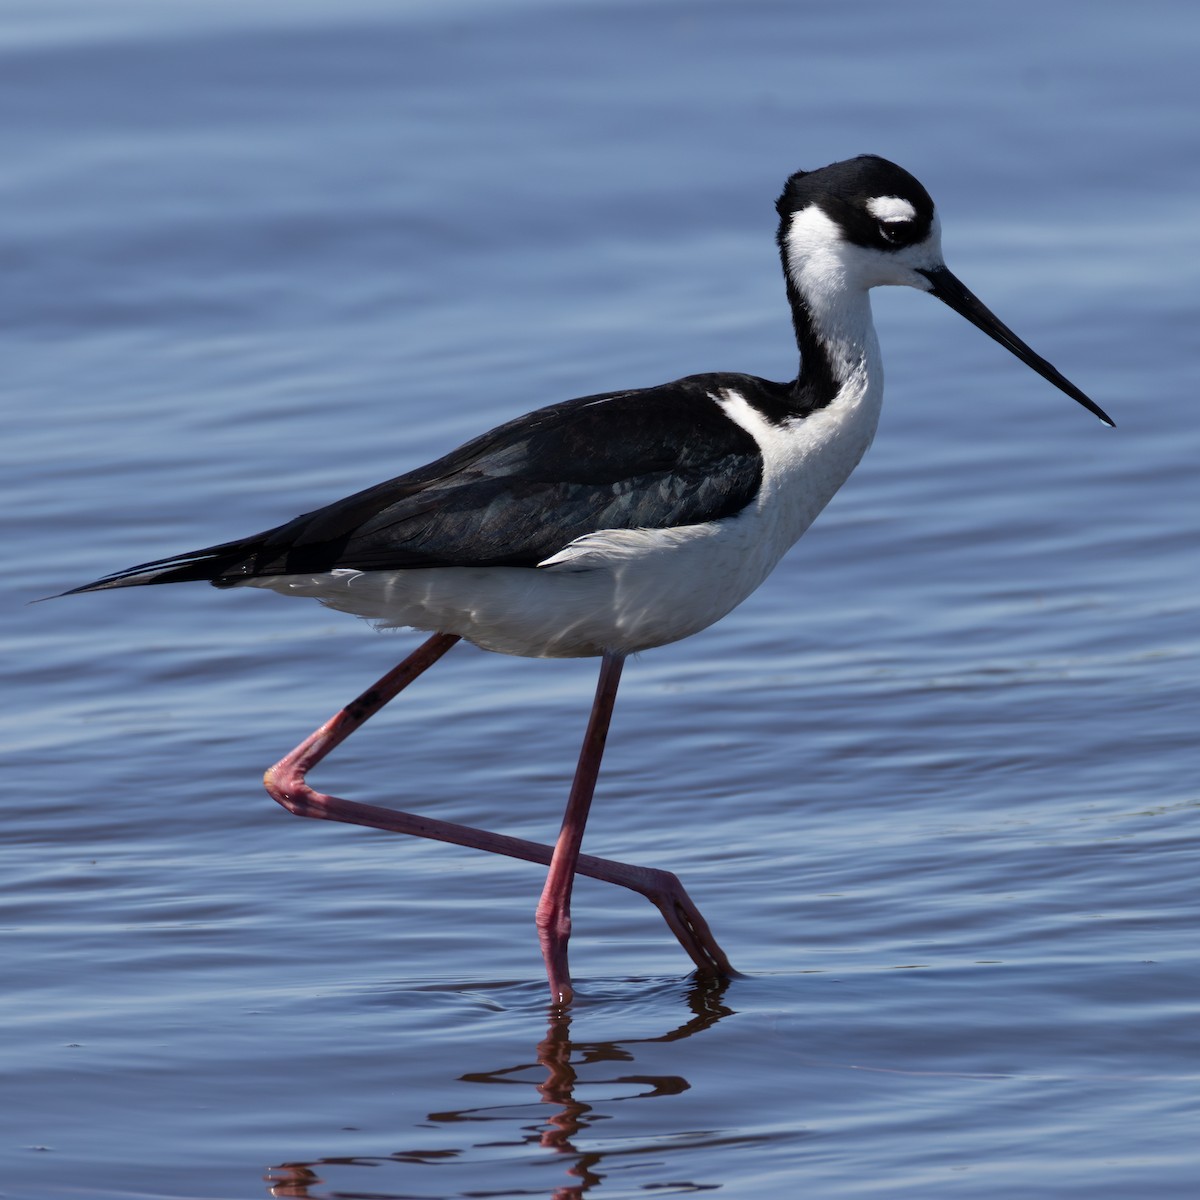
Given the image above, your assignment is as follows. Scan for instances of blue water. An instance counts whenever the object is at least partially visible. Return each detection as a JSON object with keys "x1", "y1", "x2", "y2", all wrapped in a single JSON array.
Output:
[{"x1": 3, "y1": 1, "x2": 1198, "y2": 1196}]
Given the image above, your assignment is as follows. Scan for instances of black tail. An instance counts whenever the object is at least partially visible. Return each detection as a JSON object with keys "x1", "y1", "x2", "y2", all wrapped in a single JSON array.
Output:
[{"x1": 56, "y1": 537, "x2": 265, "y2": 597}]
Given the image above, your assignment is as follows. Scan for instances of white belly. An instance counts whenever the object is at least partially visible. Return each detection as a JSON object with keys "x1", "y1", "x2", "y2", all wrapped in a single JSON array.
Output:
[{"x1": 240, "y1": 514, "x2": 785, "y2": 659}]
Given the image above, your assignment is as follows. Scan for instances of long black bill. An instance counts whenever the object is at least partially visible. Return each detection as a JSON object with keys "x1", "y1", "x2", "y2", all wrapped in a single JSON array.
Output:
[{"x1": 919, "y1": 265, "x2": 1114, "y2": 427}]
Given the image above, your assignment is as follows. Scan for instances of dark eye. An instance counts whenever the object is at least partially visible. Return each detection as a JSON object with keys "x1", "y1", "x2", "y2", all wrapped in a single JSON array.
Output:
[{"x1": 878, "y1": 221, "x2": 904, "y2": 245}]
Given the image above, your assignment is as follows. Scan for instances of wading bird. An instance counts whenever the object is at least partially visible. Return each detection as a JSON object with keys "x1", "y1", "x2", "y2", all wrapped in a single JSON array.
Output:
[{"x1": 64, "y1": 156, "x2": 1113, "y2": 1003}]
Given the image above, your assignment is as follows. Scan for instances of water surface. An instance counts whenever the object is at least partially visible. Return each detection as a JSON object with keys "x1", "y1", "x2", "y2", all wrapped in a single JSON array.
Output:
[{"x1": 3, "y1": 1, "x2": 1198, "y2": 1196}]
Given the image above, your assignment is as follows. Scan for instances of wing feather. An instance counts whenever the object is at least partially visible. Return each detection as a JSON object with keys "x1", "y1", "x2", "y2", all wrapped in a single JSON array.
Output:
[{"x1": 65, "y1": 375, "x2": 771, "y2": 593}]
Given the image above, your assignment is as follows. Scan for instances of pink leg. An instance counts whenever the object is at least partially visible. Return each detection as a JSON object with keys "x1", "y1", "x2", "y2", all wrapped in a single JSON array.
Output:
[
  {"x1": 535, "y1": 651, "x2": 623, "y2": 1005},
  {"x1": 263, "y1": 633, "x2": 735, "y2": 995}
]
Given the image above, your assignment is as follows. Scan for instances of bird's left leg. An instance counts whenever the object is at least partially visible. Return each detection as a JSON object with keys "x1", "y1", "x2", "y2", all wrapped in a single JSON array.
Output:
[
  {"x1": 264, "y1": 632, "x2": 463, "y2": 796},
  {"x1": 534, "y1": 650, "x2": 624, "y2": 1005}
]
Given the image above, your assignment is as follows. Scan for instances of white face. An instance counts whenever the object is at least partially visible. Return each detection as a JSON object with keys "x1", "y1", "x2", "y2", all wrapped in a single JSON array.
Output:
[
  {"x1": 878, "y1": 209, "x2": 945, "y2": 288},
  {"x1": 784, "y1": 201, "x2": 946, "y2": 296}
]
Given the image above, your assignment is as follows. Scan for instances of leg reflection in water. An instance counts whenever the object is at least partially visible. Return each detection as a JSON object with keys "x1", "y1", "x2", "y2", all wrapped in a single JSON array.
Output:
[{"x1": 264, "y1": 975, "x2": 736, "y2": 1198}]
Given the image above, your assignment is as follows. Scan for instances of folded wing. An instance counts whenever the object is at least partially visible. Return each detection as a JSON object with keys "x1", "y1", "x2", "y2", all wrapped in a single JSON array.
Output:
[{"x1": 64, "y1": 376, "x2": 766, "y2": 593}]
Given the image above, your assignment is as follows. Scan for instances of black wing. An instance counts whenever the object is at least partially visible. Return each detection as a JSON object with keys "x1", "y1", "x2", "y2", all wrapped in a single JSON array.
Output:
[{"x1": 65, "y1": 374, "x2": 772, "y2": 593}]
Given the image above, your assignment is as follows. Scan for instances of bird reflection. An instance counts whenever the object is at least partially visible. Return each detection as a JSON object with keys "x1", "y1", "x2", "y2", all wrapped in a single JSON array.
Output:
[{"x1": 264, "y1": 975, "x2": 734, "y2": 1198}]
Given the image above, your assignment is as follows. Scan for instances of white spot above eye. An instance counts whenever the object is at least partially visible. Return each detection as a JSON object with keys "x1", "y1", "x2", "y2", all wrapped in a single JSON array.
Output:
[{"x1": 866, "y1": 195, "x2": 916, "y2": 223}]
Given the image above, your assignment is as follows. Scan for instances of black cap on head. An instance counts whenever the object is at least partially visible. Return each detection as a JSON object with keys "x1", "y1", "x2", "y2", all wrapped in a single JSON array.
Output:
[{"x1": 777, "y1": 155, "x2": 936, "y2": 251}]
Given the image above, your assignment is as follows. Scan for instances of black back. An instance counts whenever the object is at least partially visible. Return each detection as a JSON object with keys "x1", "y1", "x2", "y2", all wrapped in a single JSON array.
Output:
[{"x1": 68, "y1": 373, "x2": 794, "y2": 592}]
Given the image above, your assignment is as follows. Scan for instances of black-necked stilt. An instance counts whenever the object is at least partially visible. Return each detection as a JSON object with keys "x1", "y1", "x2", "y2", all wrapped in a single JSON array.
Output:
[{"x1": 63, "y1": 156, "x2": 1113, "y2": 1004}]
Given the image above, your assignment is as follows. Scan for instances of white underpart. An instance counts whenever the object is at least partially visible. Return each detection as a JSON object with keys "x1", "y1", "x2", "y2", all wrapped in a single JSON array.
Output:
[
  {"x1": 866, "y1": 195, "x2": 917, "y2": 224},
  {"x1": 242, "y1": 203, "x2": 933, "y2": 658}
]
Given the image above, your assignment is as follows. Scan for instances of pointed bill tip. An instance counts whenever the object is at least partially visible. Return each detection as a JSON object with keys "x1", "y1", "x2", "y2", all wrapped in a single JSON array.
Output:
[{"x1": 918, "y1": 266, "x2": 1114, "y2": 428}]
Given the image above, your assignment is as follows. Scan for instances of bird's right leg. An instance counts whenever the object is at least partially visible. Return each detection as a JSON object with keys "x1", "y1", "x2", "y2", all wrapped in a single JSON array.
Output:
[{"x1": 262, "y1": 632, "x2": 735, "y2": 981}]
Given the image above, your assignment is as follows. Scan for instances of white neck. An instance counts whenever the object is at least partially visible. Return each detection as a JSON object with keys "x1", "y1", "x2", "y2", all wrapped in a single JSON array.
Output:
[{"x1": 783, "y1": 204, "x2": 884, "y2": 397}]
